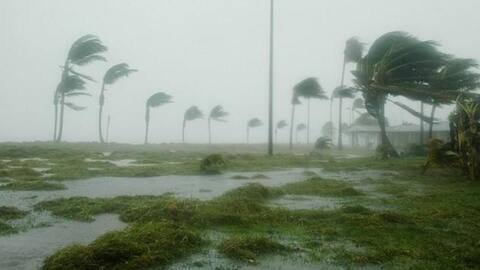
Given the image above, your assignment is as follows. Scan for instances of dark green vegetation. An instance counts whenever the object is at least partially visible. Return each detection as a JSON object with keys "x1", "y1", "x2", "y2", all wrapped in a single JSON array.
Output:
[
  {"x1": 35, "y1": 154, "x2": 480, "y2": 269},
  {"x1": 218, "y1": 235, "x2": 287, "y2": 262},
  {"x1": 42, "y1": 222, "x2": 202, "y2": 270},
  {"x1": 0, "y1": 181, "x2": 66, "y2": 191},
  {"x1": 0, "y1": 206, "x2": 27, "y2": 235}
]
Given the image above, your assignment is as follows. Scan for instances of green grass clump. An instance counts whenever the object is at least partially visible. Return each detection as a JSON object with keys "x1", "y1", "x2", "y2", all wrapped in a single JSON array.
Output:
[
  {"x1": 250, "y1": 174, "x2": 270, "y2": 179},
  {"x1": 278, "y1": 177, "x2": 363, "y2": 197},
  {"x1": 42, "y1": 222, "x2": 203, "y2": 270},
  {"x1": 0, "y1": 206, "x2": 27, "y2": 220},
  {"x1": 218, "y1": 235, "x2": 286, "y2": 262},
  {"x1": 0, "y1": 221, "x2": 17, "y2": 235},
  {"x1": 0, "y1": 181, "x2": 66, "y2": 191},
  {"x1": 230, "y1": 175, "x2": 250, "y2": 180},
  {"x1": 0, "y1": 167, "x2": 42, "y2": 180}
]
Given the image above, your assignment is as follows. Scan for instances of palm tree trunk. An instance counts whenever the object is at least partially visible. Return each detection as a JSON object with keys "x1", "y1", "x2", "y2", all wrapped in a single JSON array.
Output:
[
  {"x1": 247, "y1": 127, "x2": 250, "y2": 144},
  {"x1": 144, "y1": 106, "x2": 150, "y2": 144},
  {"x1": 329, "y1": 98, "x2": 333, "y2": 140},
  {"x1": 307, "y1": 98, "x2": 310, "y2": 145},
  {"x1": 289, "y1": 104, "x2": 295, "y2": 149},
  {"x1": 98, "y1": 83, "x2": 106, "y2": 143},
  {"x1": 106, "y1": 115, "x2": 111, "y2": 143},
  {"x1": 337, "y1": 97, "x2": 343, "y2": 150},
  {"x1": 53, "y1": 102, "x2": 58, "y2": 142},
  {"x1": 275, "y1": 128, "x2": 278, "y2": 143},
  {"x1": 420, "y1": 101, "x2": 424, "y2": 145},
  {"x1": 428, "y1": 105, "x2": 437, "y2": 139},
  {"x1": 377, "y1": 101, "x2": 398, "y2": 158},
  {"x1": 208, "y1": 118, "x2": 212, "y2": 144},
  {"x1": 182, "y1": 119, "x2": 186, "y2": 143},
  {"x1": 56, "y1": 92, "x2": 66, "y2": 142}
]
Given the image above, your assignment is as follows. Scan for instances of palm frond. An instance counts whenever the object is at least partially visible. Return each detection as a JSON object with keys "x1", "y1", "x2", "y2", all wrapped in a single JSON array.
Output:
[
  {"x1": 64, "y1": 102, "x2": 86, "y2": 111},
  {"x1": 104, "y1": 63, "x2": 138, "y2": 85},
  {"x1": 276, "y1": 120, "x2": 288, "y2": 129},
  {"x1": 68, "y1": 34, "x2": 107, "y2": 66},
  {"x1": 332, "y1": 86, "x2": 357, "y2": 99},
  {"x1": 69, "y1": 69, "x2": 97, "y2": 83},
  {"x1": 147, "y1": 92, "x2": 173, "y2": 108},
  {"x1": 59, "y1": 75, "x2": 86, "y2": 94},
  {"x1": 296, "y1": 123, "x2": 307, "y2": 131},
  {"x1": 389, "y1": 100, "x2": 436, "y2": 124},
  {"x1": 294, "y1": 77, "x2": 328, "y2": 100},
  {"x1": 248, "y1": 118, "x2": 263, "y2": 128},
  {"x1": 344, "y1": 37, "x2": 364, "y2": 63},
  {"x1": 209, "y1": 105, "x2": 229, "y2": 121},
  {"x1": 184, "y1": 106, "x2": 203, "y2": 121}
]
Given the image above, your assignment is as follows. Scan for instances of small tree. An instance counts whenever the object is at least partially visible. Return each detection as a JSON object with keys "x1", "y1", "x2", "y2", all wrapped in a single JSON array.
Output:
[
  {"x1": 98, "y1": 63, "x2": 137, "y2": 143},
  {"x1": 296, "y1": 123, "x2": 307, "y2": 144},
  {"x1": 208, "y1": 105, "x2": 228, "y2": 144},
  {"x1": 275, "y1": 120, "x2": 288, "y2": 142},
  {"x1": 247, "y1": 118, "x2": 263, "y2": 144},
  {"x1": 183, "y1": 106, "x2": 203, "y2": 143},
  {"x1": 144, "y1": 92, "x2": 173, "y2": 144}
]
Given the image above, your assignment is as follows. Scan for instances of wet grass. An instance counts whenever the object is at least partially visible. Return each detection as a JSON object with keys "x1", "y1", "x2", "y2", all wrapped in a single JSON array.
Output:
[
  {"x1": 0, "y1": 181, "x2": 66, "y2": 191},
  {"x1": 0, "y1": 206, "x2": 27, "y2": 220},
  {"x1": 35, "y1": 161, "x2": 480, "y2": 269},
  {"x1": 218, "y1": 235, "x2": 287, "y2": 263},
  {"x1": 42, "y1": 222, "x2": 203, "y2": 270}
]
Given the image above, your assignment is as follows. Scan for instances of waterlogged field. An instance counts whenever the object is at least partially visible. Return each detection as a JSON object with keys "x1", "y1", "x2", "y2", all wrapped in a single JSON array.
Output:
[{"x1": 0, "y1": 142, "x2": 479, "y2": 270}]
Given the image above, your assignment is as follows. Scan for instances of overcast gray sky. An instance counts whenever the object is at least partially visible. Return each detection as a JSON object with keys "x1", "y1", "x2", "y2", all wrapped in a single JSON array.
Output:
[{"x1": 1, "y1": 0, "x2": 479, "y2": 144}]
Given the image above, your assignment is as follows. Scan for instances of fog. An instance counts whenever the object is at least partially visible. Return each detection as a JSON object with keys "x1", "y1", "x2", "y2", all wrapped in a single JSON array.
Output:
[{"x1": 1, "y1": 0, "x2": 479, "y2": 144}]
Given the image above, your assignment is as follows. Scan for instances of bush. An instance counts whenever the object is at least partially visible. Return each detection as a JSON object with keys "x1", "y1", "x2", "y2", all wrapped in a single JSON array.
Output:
[
  {"x1": 199, "y1": 154, "x2": 226, "y2": 174},
  {"x1": 218, "y1": 235, "x2": 286, "y2": 262}
]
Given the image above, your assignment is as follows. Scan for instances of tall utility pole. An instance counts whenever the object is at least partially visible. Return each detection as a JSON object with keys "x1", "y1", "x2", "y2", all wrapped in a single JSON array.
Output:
[{"x1": 267, "y1": 0, "x2": 274, "y2": 156}]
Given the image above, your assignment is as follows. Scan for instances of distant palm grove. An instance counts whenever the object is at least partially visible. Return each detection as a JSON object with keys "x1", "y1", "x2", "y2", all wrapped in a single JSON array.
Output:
[{"x1": 52, "y1": 32, "x2": 480, "y2": 165}]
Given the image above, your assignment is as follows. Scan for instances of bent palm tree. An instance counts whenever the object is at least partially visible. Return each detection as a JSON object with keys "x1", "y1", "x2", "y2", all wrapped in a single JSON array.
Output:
[
  {"x1": 352, "y1": 31, "x2": 448, "y2": 158},
  {"x1": 144, "y1": 92, "x2": 172, "y2": 144},
  {"x1": 183, "y1": 106, "x2": 203, "y2": 143},
  {"x1": 55, "y1": 34, "x2": 107, "y2": 142},
  {"x1": 296, "y1": 123, "x2": 307, "y2": 144},
  {"x1": 294, "y1": 77, "x2": 328, "y2": 145},
  {"x1": 289, "y1": 94, "x2": 301, "y2": 149},
  {"x1": 247, "y1": 118, "x2": 263, "y2": 144},
  {"x1": 275, "y1": 120, "x2": 288, "y2": 142},
  {"x1": 98, "y1": 63, "x2": 137, "y2": 143},
  {"x1": 332, "y1": 86, "x2": 356, "y2": 149},
  {"x1": 208, "y1": 105, "x2": 228, "y2": 144}
]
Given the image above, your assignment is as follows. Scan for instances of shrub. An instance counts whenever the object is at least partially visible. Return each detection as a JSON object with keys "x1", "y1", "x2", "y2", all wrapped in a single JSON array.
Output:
[{"x1": 199, "y1": 154, "x2": 226, "y2": 174}]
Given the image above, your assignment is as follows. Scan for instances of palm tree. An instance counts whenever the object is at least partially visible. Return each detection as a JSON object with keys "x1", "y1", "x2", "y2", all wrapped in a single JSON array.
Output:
[
  {"x1": 275, "y1": 120, "x2": 288, "y2": 142},
  {"x1": 352, "y1": 31, "x2": 449, "y2": 158},
  {"x1": 208, "y1": 105, "x2": 228, "y2": 144},
  {"x1": 267, "y1": 0, "x2": 275, "y2": 156},
  {"x1": 247, "y1": 118, "x2": 263, "y2": 144},
  {"x1": 428, "y1": 58, "x2": 480, "y2": 138},
  {"x1": 332, "y1": 86, "x2": 356, "y2": 149},
  {"x1": 331, "y1": 37, "x2": 364, "y2": 143},
  {"x1": 321, "y1": 121, "x2": 334, "y2": 138},
  {"x1": 296, "y1": 123, "x2": 307, "y2": 144},
  {"x1": 144, "y1": 92, "x2": 172, "y2": 144},
  {"x1": 183, "y1": 106, "x2": 203, "y2": 143},
  {"x1": 289, "y1": 94, "x2": 301, "y2": 149},
  {"x1": 55, "y1": 35, "x2": 107, "y2": 142},
  {"x1": 294, "y1": 77, "x2": 328, "y2": 145},
  {"x1": 98, "y1": 63, "x2": 137, "y2": 143}
]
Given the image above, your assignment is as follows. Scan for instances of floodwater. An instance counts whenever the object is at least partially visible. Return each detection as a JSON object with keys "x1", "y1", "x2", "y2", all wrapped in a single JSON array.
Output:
[{"x1": 0, "y1": 167, "x2": 391, "y2": 270}]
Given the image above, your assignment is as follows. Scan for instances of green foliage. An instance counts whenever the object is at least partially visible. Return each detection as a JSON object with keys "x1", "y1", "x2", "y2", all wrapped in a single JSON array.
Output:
[
  {"x1": 0, "y1": 221, "x2": 17, "y2": 236},
  {"x1": 278, "y1": 177, "x2": 363, "y2": 197},
  {"x1": 103, "y1": 63, "x2": 137, "y2": 85},
  {"x1": 332, "y1": 86, "x2": 356, "y2": 99},
  {"x1": 276, "y1": 120, "x2": 288, "y2": 130},
  {"x1": 247, "y1": 118, "x2": 262, "y2": 128},
  {"x1": 42, "y1": 222, "x2": 203, "y2": 270},
  {"x1": 0, "y1": 206, "x2": 27, "y2": 220},
  {"x1": 344, "y1": 37, "x2": 364, "y2": 63},
  {"x1": 0, "y1": 181, "x2": 66, "y2": 191},
  {"x1": 147, "y1": 92, "x2": 173, "y2": 108},
  {"x1": 184, "y1": 106, "x2": 203, "y2": 121},
  {"x1": 209, "y1": 105, "x2": 228, "y2": 122},
  {"x1": 405, "y1": 143, "x2": 427, "y2": 157},
  {"x1": 315, "y1": 136, "x2": 332, "y2": 150},
  {"x1": 67, "y1": 35, "x2": 107, "y2": 66},
  {"x1": 296, "y1": 123, "x2": 306, "y2": 131},
  {"x1": 218, "y1": 235, "x2": 286, "y2": 262},
  {"x1": 200, "y1": 154, "x2": 227, "y2": 174},
  {"x1": 294, "y1": 77, "x2": 328, "y2": 100}
]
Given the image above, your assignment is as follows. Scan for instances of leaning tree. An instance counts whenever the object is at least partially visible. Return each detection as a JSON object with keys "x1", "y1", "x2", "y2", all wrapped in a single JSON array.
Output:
[
  {"x1": 54, "y1": 35, "x2": 107, "y2": 142},
  {"x1": 289, "y1": 94, "x2": 301, "y2": 149},
  {"x1": 247, "y1": 118, "x2": 263, "y2": 144},
  {"x1": 183, "y1": 106, "x2": 203, "y2": 143},
  {"x1": 144, "y1": 92, "x2": 173, "y2": 144},
  {"x1": 208, "y1": 105, "x2": 228, "y2": 144},
  {"x1": 294, "y1": 77, "x2": 328, "y2": 145},
  {"x1": 275, "y1": 120, "x2": 288, "y2": 142},
  {"x1": 352, "y1": 31, "x2": 449, "y2": 158},
  {"x1": 98, "y1": 63, "x2": 137, "y2": 143},
  {"x1": 332, "y1": 86, "x2": 356, "y2": 149}
]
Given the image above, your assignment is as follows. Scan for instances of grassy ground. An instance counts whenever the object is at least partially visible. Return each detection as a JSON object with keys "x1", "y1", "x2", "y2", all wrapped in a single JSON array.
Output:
[
  {"x1": 0, "y1": 206, "x2": 27, "y2": 235},
  {"x1": 1, "y1": 143, "x2": 479, "y2": 269}
]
